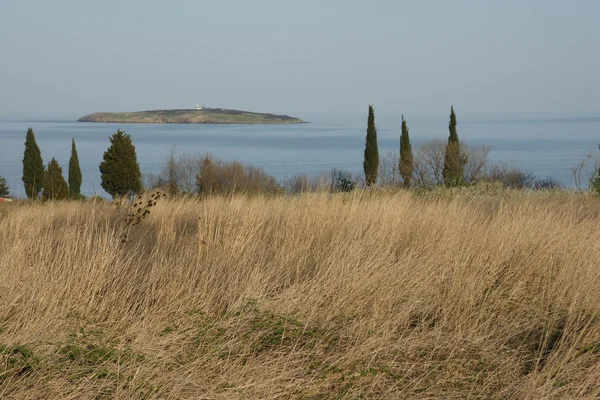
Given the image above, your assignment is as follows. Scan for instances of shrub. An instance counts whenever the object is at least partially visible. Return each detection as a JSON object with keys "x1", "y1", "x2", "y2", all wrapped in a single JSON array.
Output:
[
  {"x1": 482, "y1": 164, "x2": 536, "y2": 189},
  {"x1": 330, "y1": 168, "x2": 356, "y2": 192},
  {"x1": 482, "y1": 163, "x2": 563, "y2": 190},
  {"x1": 146, "y1": 151, "x2": 251, "y2": 195},
  {"x1": 378, "y1": 151, "x2": 402, "y2": 187},
  {"x1": 0, "y1": 176, "x2": 9, "y2": 197},
  {"x1": 532, "y1": 177, "x2": 564, "y2": 190},
  {"x1": 196, "y1": 156, "x2": 280, "y2": 195},
  {"x1": 572, "y1": 151, "x2": 600, "y2": 192},
  {"x1": 413, "y1": 139, "x2": 490, "y2": 188},
  {"x1": 283, "y1": 173, "x2": 330, "y2": 194},
  {"x1": 99, "y1": 130, "x2": 142, "y2": 198},
  {"x1": 42, "y1": 158, "x2": 70, "y2": 201},
  {"x1": 593, "y1": 178, "x2": 600, "y2": 194}
]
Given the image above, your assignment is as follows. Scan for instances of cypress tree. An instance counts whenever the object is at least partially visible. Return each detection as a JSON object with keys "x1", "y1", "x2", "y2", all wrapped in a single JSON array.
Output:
[
  {"x1": 399, "y1": 115, "x2": 413, "y2": 187},
  {"x1": 363, "y1": 105, "x2": 379, "y2": 186},
  {"x1": 99, "y1": 129, "x2": 142, "y2": 198},
  {"x1": 443, "y1": 106, "x2": 464, "y2": 186},
  {"x1": 0, "y1": 175, "x2": 9, "y2": 197},
  {"x1": 42, "y1": 158, "x2": 70, "y2": 201},
  {"x1": 68, "y1": 138, "x2": 83, "y2": 198},
  {"x1": 22, "y1": 128, "x2": 45, "y2": 199}
]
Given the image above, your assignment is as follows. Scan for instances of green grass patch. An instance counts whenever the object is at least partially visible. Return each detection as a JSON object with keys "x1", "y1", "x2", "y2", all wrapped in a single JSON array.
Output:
[
  {"x1": 0, "y1": 344, "x2": 39, "y2": 380},
  {"x1": 579, "y1": 342, "x2": 600, "y2": 354}
]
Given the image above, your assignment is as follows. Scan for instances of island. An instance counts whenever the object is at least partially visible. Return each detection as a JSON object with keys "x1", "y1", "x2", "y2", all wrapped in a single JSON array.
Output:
[{"x1": 77, "y1": 108, "x2": 305, "y2": 124}]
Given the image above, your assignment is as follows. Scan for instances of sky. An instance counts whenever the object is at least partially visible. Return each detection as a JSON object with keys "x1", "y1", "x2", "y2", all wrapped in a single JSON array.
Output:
[{"x1": 1, "y1": 0, "x2": 599, "y2": 120}]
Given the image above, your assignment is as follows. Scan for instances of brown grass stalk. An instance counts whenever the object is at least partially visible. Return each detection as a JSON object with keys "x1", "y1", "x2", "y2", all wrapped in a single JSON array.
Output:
[{"x1": 1, "y1": 189, "x2": 600, "y2": 398}]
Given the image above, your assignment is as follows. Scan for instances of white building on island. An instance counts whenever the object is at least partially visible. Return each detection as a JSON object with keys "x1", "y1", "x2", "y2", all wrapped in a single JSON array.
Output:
[{"x1": 196, "y1": 105, "x2": 204, "y2": 110}]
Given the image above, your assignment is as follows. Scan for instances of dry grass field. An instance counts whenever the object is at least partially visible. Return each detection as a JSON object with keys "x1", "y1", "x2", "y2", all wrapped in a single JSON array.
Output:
[{"x1": 1, "y1": 189, "x2": 600, "y2": 399}]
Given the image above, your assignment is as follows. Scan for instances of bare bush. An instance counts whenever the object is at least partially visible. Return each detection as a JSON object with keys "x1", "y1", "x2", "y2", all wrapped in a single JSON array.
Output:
[
  {"x1": 196, "y1": 156, "x2": 280, "y2": 195},
  {"x1": 378, "y1": 151, "x2": 402, "y2": 187},
  {"x1": 482, "y1": 163, "x2": 536, "y2": 189},
  {"x1": 145, "y1": 149, "x2": 208, "y2": 195},
  {"x1": 532, "y1": 176, "x2": 564, "y2": 190},
  {"x1": 413, "y1": 139, "x2": 447, "y2": 187},
  {"x1": 482, "y1": 162, "x2": 563, "y2": 190},
  {"x1": 145, "y1": 150, "x2": 280, "y2": 196},
  {"x1": 462, "y1": 143, "x2": 491, "y2": 183},
  {"x1": 283, "y1": 169, "x2": 356, "y2": 194},
  {"x1": 173, "y1": 152, "x2": 205, "y2": 193},
  {"x1": 284, "y1": 173, "x2": 330, "y2": 194},
  {"x1": 412, "y1": 139, "x2": 490, "y2": 188},
  {"x1": 571, "y1": 151, "x2": 600, "y2": 192},
  {"x1": 330, "y1": 168, "x2": 356, "y2": 192}
]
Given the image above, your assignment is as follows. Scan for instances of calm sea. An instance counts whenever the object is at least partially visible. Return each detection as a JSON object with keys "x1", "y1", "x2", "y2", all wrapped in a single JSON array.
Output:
[{"x1": 1, "y1": 112, "x2": 599, "y2": 198}]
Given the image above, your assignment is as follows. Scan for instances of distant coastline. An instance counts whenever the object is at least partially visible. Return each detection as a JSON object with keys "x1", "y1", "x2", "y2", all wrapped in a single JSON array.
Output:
[{"x1": 77, "y1": 108, "x2": 305, "y2": 124}]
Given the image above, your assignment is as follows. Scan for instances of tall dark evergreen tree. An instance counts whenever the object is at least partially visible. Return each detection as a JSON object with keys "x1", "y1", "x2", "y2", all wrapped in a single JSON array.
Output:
[
  {"x1": 99, "y1": 129, "x2": 142, "y2": 198},
  {"x1": 22, "y1": 128, "x2": 45, "y2": 199},
  {"x1": 0, "y1": 175, "x2": 9, "y2": 197},
  {"x1": 68, "y1": 138, "x2": 83, "y2": 198},
  {"x1": 363, "y1": 105, "x2": 379, "y2": 186},
  {"x1": 442, "y1": 106, "x2": 465, "y2": 186},
  {"x1": 399, "y1": 115, "x2": 413, "y2": 187},
  {"x1": 42, "y1": 158, "x2": 70, "y2": 201}
]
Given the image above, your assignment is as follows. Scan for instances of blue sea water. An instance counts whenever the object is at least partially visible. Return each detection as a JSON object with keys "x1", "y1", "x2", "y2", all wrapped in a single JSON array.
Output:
[{"x1": 0, "y1": 112, "x2": 599, "y2": 198}]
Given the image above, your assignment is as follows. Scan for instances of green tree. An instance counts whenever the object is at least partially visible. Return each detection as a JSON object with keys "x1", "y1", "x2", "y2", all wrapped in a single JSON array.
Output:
[
  {"x1": 0, "y1": 176, "x2": 9, "y2": 197},
  {"x1": 99, "y1": 129, "x2": 142, "y2": 198},
  {"x1": 399, "y1": 115, "x2": 413, "y2": 187},
  {"x1": 593, "y1": 175, "x2": 600, "y2": 194},
  {"x1": 68, "y1": 138, "x2": 83, "y2": 198},
  {"x1": 363, "y1": 105, "x2": 379, "y2": 186},
  {"x1": 42, "y1": 158, "x2": 70, "y2": 201},
  {"x1": 442, "y1": 106, "x2": 465, "y2": 186},
  {"x1": 22, "y1": 128, "x2": 45, "y2": 199}
]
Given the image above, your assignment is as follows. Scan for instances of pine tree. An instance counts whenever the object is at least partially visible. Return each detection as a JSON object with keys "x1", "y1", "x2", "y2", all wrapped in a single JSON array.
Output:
[
  {"x1": 99, "y1": 129, "x2": 142, "y2": 198},
  {"x1": 42, "y1": 158, "x2": 70, "y2": 201},
  {"x1": 443, "y1": 106, "x2": 465, "y2": 186},
  {"x1": 0, "y1": 175, "x2": 9, "y2": 197},
  {"x1": 22, "y1": 128, "x2": 45, "y2": 199},
  {"x1": 363, "y1": 105, "x2": 379, "y2": 186},
  {"x1": 399, "y1": 115, "x2": 413, "y2": 187},
  {"x1": 68, "y1": 138, "x2": 83, "y2": 198}
]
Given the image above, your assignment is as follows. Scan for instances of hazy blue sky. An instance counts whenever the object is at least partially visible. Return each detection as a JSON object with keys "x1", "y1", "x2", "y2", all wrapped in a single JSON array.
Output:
[{"x1": 1, "y1": 0, "x2": 598, "y2": 119}]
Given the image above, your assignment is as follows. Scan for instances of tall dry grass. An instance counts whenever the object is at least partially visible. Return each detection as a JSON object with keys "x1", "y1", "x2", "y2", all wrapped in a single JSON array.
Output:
[{"x1": 1, "y1": 189, "x2": 600, "y2": 399}]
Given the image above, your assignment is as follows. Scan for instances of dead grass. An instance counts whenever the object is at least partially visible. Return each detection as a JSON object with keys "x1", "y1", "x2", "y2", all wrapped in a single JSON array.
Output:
[{"x1": 1, "y1": 189, "x2": 600, "y2": 398}]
